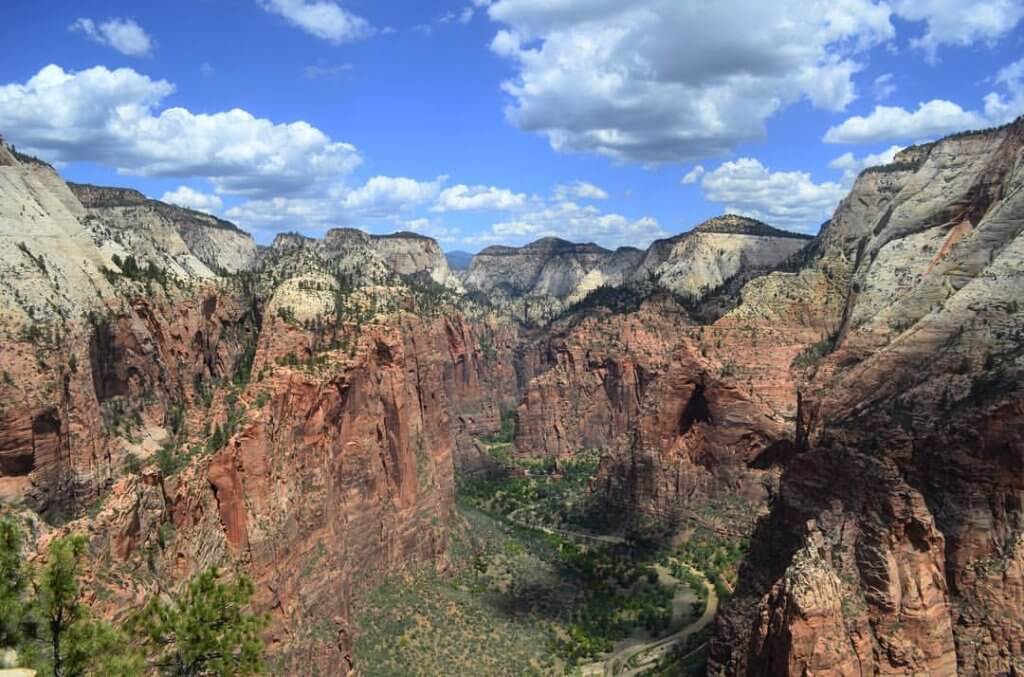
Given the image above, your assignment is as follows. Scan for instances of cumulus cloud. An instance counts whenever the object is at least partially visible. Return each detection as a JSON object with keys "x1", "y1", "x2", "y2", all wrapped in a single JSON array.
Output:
[
  {"x1": 892, "y1": 0, "x2": 1024, "y2": 61},
  {"x1": 554, "y1": 181, "x2": 608, "y2": 201},
  {"x1": 829, "y1": 145, "x2": 904, "y2": 185},
  {"x1": 468, "y1": 200, "x2": 666, "y2": 248},
  {"x1": 69, "y1": 17, "x2": 154, "y2": 56},
  {"x1": 433, "y1": 184, "x2": 527, "y2": 211},
  {"x1": 225, "y1": 175, "x2": 444, "y2": 230},
  {"x1": 402, "y1": 218, "x2": 460, "y2": 242},
  {"x1": 485, "y1": 0, "x2": 894, "y2": 163},
  {"x1": 698, "y1": 158, "x2": 846, "y2": 233},
  {"x1": 873, "y1": 73, "x2": 896, "y2": 101},
  {"x1": 0, "y1": 64, "x2": 362, "y2": 198},
  {"x1": 160, "y1": 186, "x2": 223, "y2": 213},
  {"x1": 681, "y1": 166, "x2": 705, "y2": 185},
  {"x1": 260, "y1": 0, "x2": 373, "y2": 43},
  {"x1": 826, "y1": 55, "x2": 1024, "y2": 145},
  {"x1": 984, "y1": 58, "x2": 1024, "y2": 124},
  {"x1": 236, "y1": 176, "x2": 441, "y2": 231},
  {"x1": 824, "y1": 100, "x2": 986, "y2": 143},
  {"x1": 342, "y1": 176, "x2": 445, "y2": 213}
]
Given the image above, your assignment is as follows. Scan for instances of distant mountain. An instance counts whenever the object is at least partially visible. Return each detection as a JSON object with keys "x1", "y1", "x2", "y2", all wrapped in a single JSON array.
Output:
[{"x1": 445, "y1": 250, "x2": 475, "y2": 271}]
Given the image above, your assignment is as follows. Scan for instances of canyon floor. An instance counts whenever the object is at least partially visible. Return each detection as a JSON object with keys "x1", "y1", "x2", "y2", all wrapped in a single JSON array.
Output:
[{"x1": 352, "y1": 430, "x2": 736, "y2": 677}]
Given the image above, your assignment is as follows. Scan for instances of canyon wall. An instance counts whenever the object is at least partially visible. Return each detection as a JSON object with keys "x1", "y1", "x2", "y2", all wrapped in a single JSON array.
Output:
[{"x1": 709, "y1": 118, "x2": 1024, "y2": 676}]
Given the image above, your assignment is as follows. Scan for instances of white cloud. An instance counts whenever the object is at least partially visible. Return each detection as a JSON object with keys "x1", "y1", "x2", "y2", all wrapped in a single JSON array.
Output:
[
  {"x1": 826, "y1": 56, "x2": 1024, "y2": 144},
  {"x1": 485, "y1": 0, "x2": 895, "y2": 163},
  {"x1": 873, "y1": 73, "x2": 895, "y2": 100},
  {"x1": 200, "y1": 63, "x2": 215, "y2": 78},
  {"x1": 341, "y1": 176, "x2": 444, "y2": 213},
  {"x1": 260, "y1": 0, "x2": 373, "y2": 43},
  {"x1": 984, "y1": 58, "x2": 1024, "y2": 124},
  {"x1": 0, "y1": 64, "x2": 362, "y2": 198},
  {"x1": 402, "y1": 218, "x2": 460, "y2": 242},
  {"x1": 829, "y1": 145, "x2": 904, "y2": 185},
  {"x1": 681, "y1": 166, "x2": 705, "y2": 185},
  {"x1": 892, "y1": 0, "x2": 1024, "y2": 61},
  {"x1": 160, "y1": 186, "x2": 223, "y2": 213},
  {"x1": 554, "y1": 180, "x2": 608, "y2": 200},
  {"x1": 433, "y1": 184, "x2": 527, "y2": 211},
  {"x1": 69, "y1": 17, "x2": 154, "y2": 57},
  {"x1": 699, "y1": 158, "x2": 846, "y2": 233},
  {"x1": 225, "y1": 176, "x2": 444, "y2": 232},
  {"x1": 469, "y1": 200, "x2": 667, "y2": 248},
  {"x1": 824, "y1": 100, "x2": 986, "y2": 143},
  {"x1": 440, "y1": 6, "x2": 476, "y2": 24}
]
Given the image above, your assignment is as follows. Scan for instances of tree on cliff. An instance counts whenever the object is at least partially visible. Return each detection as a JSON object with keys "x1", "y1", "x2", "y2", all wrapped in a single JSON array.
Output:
[
  {"x1": 0, "y1": 518, "x2": 30, "y2": 650},
  {"x1": 35, "y1": 534, "x2": 143, "y2": 677},
  {"x1": 0, "y1": 522, "x2": 266, "y2": 676},
  {"x1": 133, "y1": 566, "x2": 267, "y2": 676}
]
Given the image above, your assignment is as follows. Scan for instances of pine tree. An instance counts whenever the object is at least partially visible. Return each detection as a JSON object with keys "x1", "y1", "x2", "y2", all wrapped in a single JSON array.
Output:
[
  {"x1": 0, "y1": 518, "x2": 29, "y2": 650},
  {"x1": 134, "y1": 567, "x2": 267, "y2": 676},
  {"x1": 36, "y1": 534, "x2": 142, "y2": 677}
]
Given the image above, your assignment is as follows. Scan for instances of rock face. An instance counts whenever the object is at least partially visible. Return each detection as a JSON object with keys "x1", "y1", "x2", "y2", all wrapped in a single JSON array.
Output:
[
  {"x1": 70, "y1": 183, "x2": 258, "y2": 275},
  {"x1": 597, "y1": 341, "x2": 788, "y2": 523},
  {"x1": 0, "y1": 153, "x2": 114, "y2": 324},
  {"x1": 634, "y1": 215, "x2": 812, "y2": 299},
  {"x1": 370, "y1": 231, "x2": 454, "y2": 287},
  {"x1": 261, "y1": 228, "x2": 456, "y2": 291},
  {"x1": 513, "y1": 300, "x2": 686, "y2": 459},
  {"x1": 0, "y1": 143, "x2": 479, "y2": 673},
  {"x1": 465, "y1": 238, "x2": 644, "y2": 323},
  {"x1": 710, "y1": 118, "x2": 1024, "y2": 675},
  {"x1": 464, "y1": 219, "x2": 811, "y2": 325},
  {"x1": 186, "y1": 315, "x2": 462, "y2": 674}
]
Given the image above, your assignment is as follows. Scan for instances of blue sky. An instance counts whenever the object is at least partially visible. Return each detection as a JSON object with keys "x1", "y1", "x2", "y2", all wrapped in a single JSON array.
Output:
[{"x1": 2, "y1": 1, "x2": 1023, "y2": 250}]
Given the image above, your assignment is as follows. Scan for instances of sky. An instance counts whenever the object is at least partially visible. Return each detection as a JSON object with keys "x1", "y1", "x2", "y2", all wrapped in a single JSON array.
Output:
[{"x1": 1, "y1": 1, "x2": 1023, "y2": 251}]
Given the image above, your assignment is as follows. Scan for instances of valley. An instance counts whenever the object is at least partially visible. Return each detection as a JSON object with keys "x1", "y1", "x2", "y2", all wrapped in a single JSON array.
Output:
[
  {"x1": 0, "y1": 114, "x2": 1023, "y2": 675},
  {"x1": 354, "y1": 432, "x2": 730, "y2": 677}
]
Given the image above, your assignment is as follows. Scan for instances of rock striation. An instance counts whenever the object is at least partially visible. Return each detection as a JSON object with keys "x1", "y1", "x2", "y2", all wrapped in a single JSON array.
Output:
[{"x1": 709, "y1": 117, "x2": 1024, "y2": 676}]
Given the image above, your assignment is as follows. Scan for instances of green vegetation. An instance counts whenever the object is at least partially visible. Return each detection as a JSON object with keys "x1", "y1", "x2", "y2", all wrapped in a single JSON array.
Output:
[
  {"x1": 791, "y1": 336, "x2": 836, "y2": 370},
  {"x1": 355, "y1": 437, "x2": 726, "y2": 675},
  {"x1": 479, "y1": 410, "x2": 516, "y2": 446},
  {"x1": 123, "y1": 452, "x2": 142, "y2": 476},
  {"x1": 0, "y1": 519, "x2": 29, "y2": 650},
  {"x1": 232, "y1": 337, "x2": 258, "y2": 387},
  {"x1": 354, "y1": 510, "x2": 561, "y2": 676},
  {"x1": 104, "y1": 254, "x2": 171, "y2": 288},
  {"x1": 0, "y1": 518, "x2": 266, "y2": 676},
  {"x1": 672, "y1": 527, "x2": 748, "y2": 600},
  {"x1": 36, "y1": 534, "x2": 143, "y2": 676},
  {"x1": 133, "y1": 568, "x2": 267, "y2": 676}
]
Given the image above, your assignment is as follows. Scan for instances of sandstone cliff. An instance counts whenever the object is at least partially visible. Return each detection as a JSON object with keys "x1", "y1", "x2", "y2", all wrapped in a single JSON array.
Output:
[
  {"x1": 70, "y1": 183, "x2": 258, "y2": 275},
  {"x1": 634, "y1": 215, "x2": 812, "y2": 299},
  {"x1": 709, "y1": 117, "x2": 1024, "y2": 676},
  {"x1": 465, "y1": 237, "x2": 644, "y2": 324},
  {"x1": 0, "y1": 144, "x2": 487, "y2": 673}
]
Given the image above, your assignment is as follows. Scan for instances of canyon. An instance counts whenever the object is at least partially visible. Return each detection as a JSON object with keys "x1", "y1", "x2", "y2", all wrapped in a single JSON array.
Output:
[{"x1": 0, "y1": 117, "x2": 1021, "y2": 676}]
